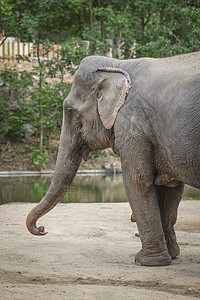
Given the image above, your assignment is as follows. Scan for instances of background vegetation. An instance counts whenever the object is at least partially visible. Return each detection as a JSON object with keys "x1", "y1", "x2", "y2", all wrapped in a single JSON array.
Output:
[
  {"x1": 0, "y1": 0, "x2": 200, "y2": 167},
  {"x1": 1, "y1": 0, "x2": 200, "y2": 56}
]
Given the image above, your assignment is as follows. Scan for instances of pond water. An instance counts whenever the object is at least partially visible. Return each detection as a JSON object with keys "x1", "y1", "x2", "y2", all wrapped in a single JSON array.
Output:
[{"x1": 0, "y1": 174, "x2": 200, "y2": 205}]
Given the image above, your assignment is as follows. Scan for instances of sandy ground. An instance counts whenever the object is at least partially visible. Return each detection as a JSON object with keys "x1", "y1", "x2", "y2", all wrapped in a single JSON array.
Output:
[{"x1": 0, "y1": 201, "x2": 199, "y2": 300}]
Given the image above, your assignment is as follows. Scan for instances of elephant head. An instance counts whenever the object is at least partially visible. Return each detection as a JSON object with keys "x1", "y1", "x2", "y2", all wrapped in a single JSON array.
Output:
[{"x1": 26, "y1": 56, "x2": 132, "y2": 236}]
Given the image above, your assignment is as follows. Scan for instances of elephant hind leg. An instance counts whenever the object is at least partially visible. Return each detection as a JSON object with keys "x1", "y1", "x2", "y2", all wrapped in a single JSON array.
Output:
[
  {"x1": 120, "y1": 138, "x2": 172, "y2": 266},
  {"x1": 156, "y1": 184, "x2": 184, "y2": 259}
]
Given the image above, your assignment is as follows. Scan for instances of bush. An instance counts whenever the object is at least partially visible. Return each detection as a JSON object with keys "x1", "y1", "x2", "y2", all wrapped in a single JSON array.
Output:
[
  {"x1": 89, "y1": 150, "x2": 102, "y2": 159},
  {"x1": 28, "y1": 146, "x2": 49, "y2": 167}
]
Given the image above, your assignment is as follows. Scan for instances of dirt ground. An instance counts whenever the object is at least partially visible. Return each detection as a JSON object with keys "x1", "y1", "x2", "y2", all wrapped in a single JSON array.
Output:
[{"x1": 0, "y1": 201, "x2": 199, "y2": 300}]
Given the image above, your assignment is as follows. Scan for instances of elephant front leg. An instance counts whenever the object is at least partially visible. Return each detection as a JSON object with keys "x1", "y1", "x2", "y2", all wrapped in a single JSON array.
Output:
[
  {"x1": 122, "y1": 164, "x2": 172, "y2": 266},
  {"x1": 156, "y1": 184, "x2": 184, "y2": 259}
]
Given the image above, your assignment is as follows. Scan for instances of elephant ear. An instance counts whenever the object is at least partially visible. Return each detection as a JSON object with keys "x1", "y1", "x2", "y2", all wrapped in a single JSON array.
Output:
[{"x1": 96, "y1": 67, "x2": 132, "y2": 129}]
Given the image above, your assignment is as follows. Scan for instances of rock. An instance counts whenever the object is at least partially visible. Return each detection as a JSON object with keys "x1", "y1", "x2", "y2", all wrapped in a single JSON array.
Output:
[
  {"x1": 105, "y1": 164, "x2": 122, "y2": 174},
  {"x1": 22, "y1": 123, "x2": 35, "y2": 140}
]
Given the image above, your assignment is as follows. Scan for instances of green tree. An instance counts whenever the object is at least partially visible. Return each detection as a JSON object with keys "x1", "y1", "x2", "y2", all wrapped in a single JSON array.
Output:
[
  {"x1": 1, "y1": 0, "x2": 200, "y2": 56},
  {"x1": 127, "y1": 0, "x2": 200, "y2": 57},
  {"x1": 1, "y1": 0, "x2": 90, "y2": 42}
]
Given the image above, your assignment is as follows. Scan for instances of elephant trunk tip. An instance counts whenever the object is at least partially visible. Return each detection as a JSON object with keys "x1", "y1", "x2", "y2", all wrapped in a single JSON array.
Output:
[
  {"x1": 26, "y1": 212, "x2": 48, "y2": 236},
  {"x1": 27, "y1": 222, "x2": 48, "y2": 236},
  {"x1": 38, "y1": 225, "x2": 48, "y2": 235}
]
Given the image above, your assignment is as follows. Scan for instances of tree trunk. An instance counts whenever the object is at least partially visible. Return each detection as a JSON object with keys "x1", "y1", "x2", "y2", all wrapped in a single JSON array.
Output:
[
  {"x1": 89, "y1": 0, "x2": 93, "y2": 30},
  {"x1": 97, "y1": 0, "x2": 105, "y2": 42},
  {"x1": 100, "y1": 15, "x2": 105, "y2": 42},
  {"x1": 37, "y1": 41, "x2": 44, "y2": 151}
]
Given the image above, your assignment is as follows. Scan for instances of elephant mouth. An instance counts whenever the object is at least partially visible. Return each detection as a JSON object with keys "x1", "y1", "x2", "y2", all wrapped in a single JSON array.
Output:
[{"x1": 79, "y1": 143, "x2": 91, "y2": 161}]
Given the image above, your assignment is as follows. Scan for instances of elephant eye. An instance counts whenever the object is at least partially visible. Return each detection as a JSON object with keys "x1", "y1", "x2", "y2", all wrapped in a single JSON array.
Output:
[{"x1": 67, "y1": 107, "x2": 81, "y2": 117}]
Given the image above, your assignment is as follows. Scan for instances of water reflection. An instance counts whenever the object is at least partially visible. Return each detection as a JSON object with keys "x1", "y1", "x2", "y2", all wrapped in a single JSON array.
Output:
[
  {"x1": 0, "y1": 175, "x2": 200, "y2": 205},
  {"x1": 0, "y1": 175, "x2": 127, "y2": 205},
  {"x1": 182, "y1": 184, "x2": 200, "y2": 200}
]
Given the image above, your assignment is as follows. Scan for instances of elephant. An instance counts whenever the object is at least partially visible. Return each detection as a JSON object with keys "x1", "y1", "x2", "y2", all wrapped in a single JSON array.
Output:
[{"x1": 26, "y1": 51, "x2": 200, "y2": 266}]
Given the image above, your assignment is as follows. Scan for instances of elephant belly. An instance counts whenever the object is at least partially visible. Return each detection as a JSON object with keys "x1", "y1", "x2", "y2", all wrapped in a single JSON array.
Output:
[
  {"x1": 154, "y1": 144, "x2": 200, "y2": 189},
  {"x1": 154, "y1": 158, "x2": 200, "y2": 189}
]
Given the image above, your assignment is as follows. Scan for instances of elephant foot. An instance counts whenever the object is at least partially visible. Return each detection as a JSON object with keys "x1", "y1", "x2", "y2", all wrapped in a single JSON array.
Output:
[
  {"x1": 167, "y1": 239, "x2": 180, "y2": 259},
  {"x1": 135, "y1": 249, "x2": 172, "y2": 267}
]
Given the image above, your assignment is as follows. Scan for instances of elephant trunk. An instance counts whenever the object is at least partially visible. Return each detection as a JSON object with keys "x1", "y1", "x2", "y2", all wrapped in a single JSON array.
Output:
[{"x1": 26, "y1": 117, "x2": 83, "y2": 236}]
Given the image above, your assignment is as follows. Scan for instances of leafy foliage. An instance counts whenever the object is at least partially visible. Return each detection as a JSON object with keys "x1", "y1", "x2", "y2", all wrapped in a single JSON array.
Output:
[
  {"x1": 28, "y1": 146, "x2": 49, "y2": 167},
  {"x1": 0, "y1": 67, "x2": 34, "y2": 138},
  {"x1": 1, "y1": 0, "x2": 199, "y2": 57},
  {"x1": 0, "y1": 39, "x2": 84, "y2": 168},
  {"x1": 132, "y1": 0, "x2": 200, "y2": 57},
  {"x1": 46, "y1": 38, "x2": 88, "y2": 80},
  {"x1": 89, "y1": 150, "x2": 102, "y2": 160}
]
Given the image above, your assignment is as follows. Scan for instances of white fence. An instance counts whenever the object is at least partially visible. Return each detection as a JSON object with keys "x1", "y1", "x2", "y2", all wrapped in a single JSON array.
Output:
[
  {"x1": 0, "y1": 41, "x2": 34, "y2": 61},
  {"x1": 0, "y1": 38, "x2": 60, "y2": 61},
  {"x1": 0, "y1": 37, "x2": 136, "y2": 61}
]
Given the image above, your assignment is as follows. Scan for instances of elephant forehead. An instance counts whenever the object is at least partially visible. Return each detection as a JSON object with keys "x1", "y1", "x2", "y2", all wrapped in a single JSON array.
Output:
[
  {"x1": 64, "y1": 87, "x2": 89, "y2": 112},
  {"x1": 74, "y1": 69, "x2": 90, "y2": 84},
  {"x1": 64, "y1": 93, "x2": 80, "y2": 108}
]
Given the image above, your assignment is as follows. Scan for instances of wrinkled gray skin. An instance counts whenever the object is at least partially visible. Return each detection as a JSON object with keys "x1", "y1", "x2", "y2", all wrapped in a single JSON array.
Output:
[{"x1": 26, "y1": 52, "x2": 200, "y2": 266}]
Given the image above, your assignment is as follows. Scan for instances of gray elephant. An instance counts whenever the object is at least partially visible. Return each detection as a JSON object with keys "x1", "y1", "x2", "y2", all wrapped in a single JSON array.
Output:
[{"x1": 26, "y1": 52, "x2": 200, "y2": 266}]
